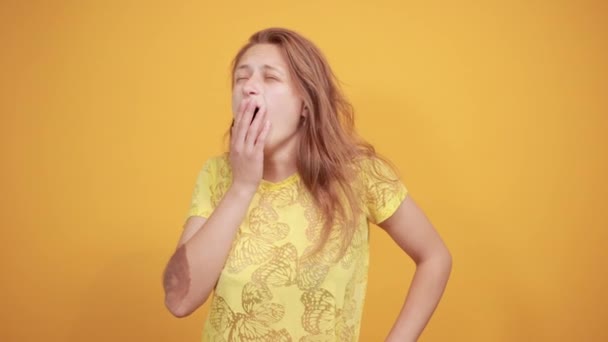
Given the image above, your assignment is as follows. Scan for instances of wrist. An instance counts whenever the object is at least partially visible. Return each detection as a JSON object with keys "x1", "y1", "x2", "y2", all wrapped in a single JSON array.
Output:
[{"x1": 228, "y1": 182, "x2": 258, "y2": 198}]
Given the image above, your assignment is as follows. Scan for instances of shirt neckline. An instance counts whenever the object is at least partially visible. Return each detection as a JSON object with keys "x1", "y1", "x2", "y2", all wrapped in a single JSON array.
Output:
[{"x1": 259, "y1": 172, "x2": 300, "y2": 190}]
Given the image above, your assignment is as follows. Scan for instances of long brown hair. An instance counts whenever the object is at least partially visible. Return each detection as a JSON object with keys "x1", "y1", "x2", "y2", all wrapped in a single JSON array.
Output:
[{"x1": 225, "y1": 27, "x2": 401, "y2": 260}]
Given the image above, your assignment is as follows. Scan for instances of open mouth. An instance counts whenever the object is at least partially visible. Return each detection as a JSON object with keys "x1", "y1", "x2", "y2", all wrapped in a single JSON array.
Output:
[{"x1": 252, "y1": 107, "x2": 259, "y2": 123}]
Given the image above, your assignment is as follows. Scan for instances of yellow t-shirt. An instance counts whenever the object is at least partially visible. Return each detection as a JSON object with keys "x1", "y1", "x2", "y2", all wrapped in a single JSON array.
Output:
[{"x1": 186, "y1": 152, "x2": 408, "y2": 342}]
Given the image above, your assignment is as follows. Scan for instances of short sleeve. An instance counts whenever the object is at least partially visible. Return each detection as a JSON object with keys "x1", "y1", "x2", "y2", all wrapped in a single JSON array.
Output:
[
  {"x1": 185, "y1": 157, "x2": 217, "y2": 220},
  {"x1": 361, "y1": 157, "x2": 409, "y2": 225}
]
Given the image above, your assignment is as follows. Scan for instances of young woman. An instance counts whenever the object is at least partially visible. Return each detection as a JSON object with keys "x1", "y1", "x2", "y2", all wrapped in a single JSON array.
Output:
[{"x1": 163, "y1": 27, "x2": 452, "y2": 342}]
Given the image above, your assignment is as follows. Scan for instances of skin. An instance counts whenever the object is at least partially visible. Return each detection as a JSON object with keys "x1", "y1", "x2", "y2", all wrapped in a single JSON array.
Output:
[
  {"x1": 380, "y1": 197, "x2": 452, "y2": 342},
  {"x1": 162, "y1": 43, "x2": 305, "y2": 317},
  {"x1": 164, "y1": 43, "x2": 452, "y2": 342},
  {"x1": 231, "y1": 43, "x2": 307, "y2": 183},
  {"x1": 162, "y1": 245, "x2": 190, "y2": 310}
]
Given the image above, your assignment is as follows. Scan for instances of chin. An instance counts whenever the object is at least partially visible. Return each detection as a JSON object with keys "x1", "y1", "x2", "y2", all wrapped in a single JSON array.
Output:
[
  {"x1": 263, "y1": 137, "x2": 286, "y2": 155},
  {"x1": 262, "y1": 141, "x2": 276, "y2": 154}
]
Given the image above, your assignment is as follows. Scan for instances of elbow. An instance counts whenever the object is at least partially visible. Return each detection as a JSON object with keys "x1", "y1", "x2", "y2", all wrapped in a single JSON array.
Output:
[
  {"x1": 417, "y1": 245, "x2": 453, "y2": 273},
  {"x1": 164, "y1": 290, "x2": 212, "y2": 318},
  {"x1": 165, "y1": 296, "x2": 194, "y2": 318},
  {"x1": 435, "y1": 245, "x2": 452, "y2": 269},
  {"x1": 167, "y1": 306, "x2": 189, "y2": 319},
  {"x1": 436, "y1": 247, "x2": 453, "y2": 278},
  {"x1": 164, "y1": 294, "x2": 190, "y2": 318},
  {"x1": 440, "y1": 244, "x2": 452, "y2": 264},
  {"x1": 443, "y1": 250, "x2": 453, "y2": 275},
  {"x1": 165, "y1": 301, "x2": 193, "y2": 318}
]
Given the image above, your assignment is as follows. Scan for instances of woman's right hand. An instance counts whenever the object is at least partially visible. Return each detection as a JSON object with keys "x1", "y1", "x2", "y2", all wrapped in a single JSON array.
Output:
[{"x1": 229, "y1": 97, "x2": 271, "y2": 192}]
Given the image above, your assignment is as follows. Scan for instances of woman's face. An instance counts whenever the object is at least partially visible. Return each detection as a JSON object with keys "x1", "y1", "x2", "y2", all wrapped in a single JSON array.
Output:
[{"x1": 232, "y1": 43, "x2": 304, "y2": 152}]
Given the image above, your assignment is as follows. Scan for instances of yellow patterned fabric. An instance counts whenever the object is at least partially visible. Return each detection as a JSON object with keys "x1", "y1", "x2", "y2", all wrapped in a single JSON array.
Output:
[{"x1": 185, "y1": 153, "x2": 408, "y2": 342}]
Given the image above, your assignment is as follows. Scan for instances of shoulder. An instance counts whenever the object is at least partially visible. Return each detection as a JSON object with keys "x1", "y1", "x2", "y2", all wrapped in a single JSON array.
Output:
[
  {"x1": 353, "y1": 155, "x2": 408, "y2": 224},
  {"x1": 352, "y1": 154, "x2": 407, "y2": 200},
  {"x1": 201, "y1": 152, "x2": 229, "y2": 171},
  {"x1": 193, "y1": 153, "x2": 230, "y2": 183},
  {"x1": 351, "y1": 154, "x2": 401, "y2": 182}
]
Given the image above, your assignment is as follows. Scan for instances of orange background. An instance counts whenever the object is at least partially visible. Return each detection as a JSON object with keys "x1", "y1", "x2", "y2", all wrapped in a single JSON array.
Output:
[{"x1": 1, "y1": 1, "x2": 606, "y2": 341}]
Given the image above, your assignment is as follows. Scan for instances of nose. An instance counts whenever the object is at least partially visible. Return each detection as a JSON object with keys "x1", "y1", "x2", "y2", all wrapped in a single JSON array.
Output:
[{"x1": 242, "y1": 75, "x2": 261, "y2": 97}]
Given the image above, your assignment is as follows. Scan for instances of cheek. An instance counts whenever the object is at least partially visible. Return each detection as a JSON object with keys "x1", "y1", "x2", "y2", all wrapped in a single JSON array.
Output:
[
  {"x1": 268, "y1": 94, "x2": 301, "y2": 122},
  {"x1": 231, "y1": 96, "x2": 240, "y2": 117},
  {"x1": 267, "y1": 113, "x2": 300, "y2": 140}
]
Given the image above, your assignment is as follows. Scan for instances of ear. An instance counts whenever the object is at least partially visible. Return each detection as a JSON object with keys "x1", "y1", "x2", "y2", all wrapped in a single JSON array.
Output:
[{"x1": 300, "y1": 101, "x2": 309, "y2": 117}]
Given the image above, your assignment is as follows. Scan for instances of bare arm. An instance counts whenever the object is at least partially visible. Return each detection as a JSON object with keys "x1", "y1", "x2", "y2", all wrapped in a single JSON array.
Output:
[
  {"x1": 380, "y1": 195, "x2": 452, "y2": 342},
  {"x1": 163, "y1": 185, "x2": 256, "y2": 317},
  {"x1": 162, "y1": 96, "x2": 271, "y2": 318}
]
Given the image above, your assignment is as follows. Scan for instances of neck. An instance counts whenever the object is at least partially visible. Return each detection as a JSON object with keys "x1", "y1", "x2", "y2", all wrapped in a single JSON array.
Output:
[{"x1": 262, "y1": 133, "x2": 300, "y2": 183}]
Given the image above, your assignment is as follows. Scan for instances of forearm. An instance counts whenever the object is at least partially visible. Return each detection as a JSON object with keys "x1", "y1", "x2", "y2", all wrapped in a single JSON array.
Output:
[
  {"x1": 385, "y1": 252, "x2": 452, "y2": 342},
  {"x1": 163, "y1": 184, "x2": 255, "y2": 317}
]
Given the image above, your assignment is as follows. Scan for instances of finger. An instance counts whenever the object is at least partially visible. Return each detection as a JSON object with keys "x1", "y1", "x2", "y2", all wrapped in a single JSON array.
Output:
[
  {"x1": 238, "y1": 98, "x2": 256, "y2": 131},
  {"x1": 231, "y1": 99, "x2": 248, "y2": 143},
  {"x1": 254, "y1": 120, "x2": 271, "y2": 152},
  {"x1": 235, "y1": 99, "x2": 255, "y2": 146},
  {"x1": 245, "y1": 101, "x2": 266, "y2": 147},
  {"x1": 233, "y1": 98, "x2": 251, "y2": 130}
]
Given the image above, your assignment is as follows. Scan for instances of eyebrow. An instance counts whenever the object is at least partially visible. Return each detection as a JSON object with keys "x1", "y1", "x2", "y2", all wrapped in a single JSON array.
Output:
[{"x1": 235, "y1": 64, "x2": 285, "y2": 76}]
